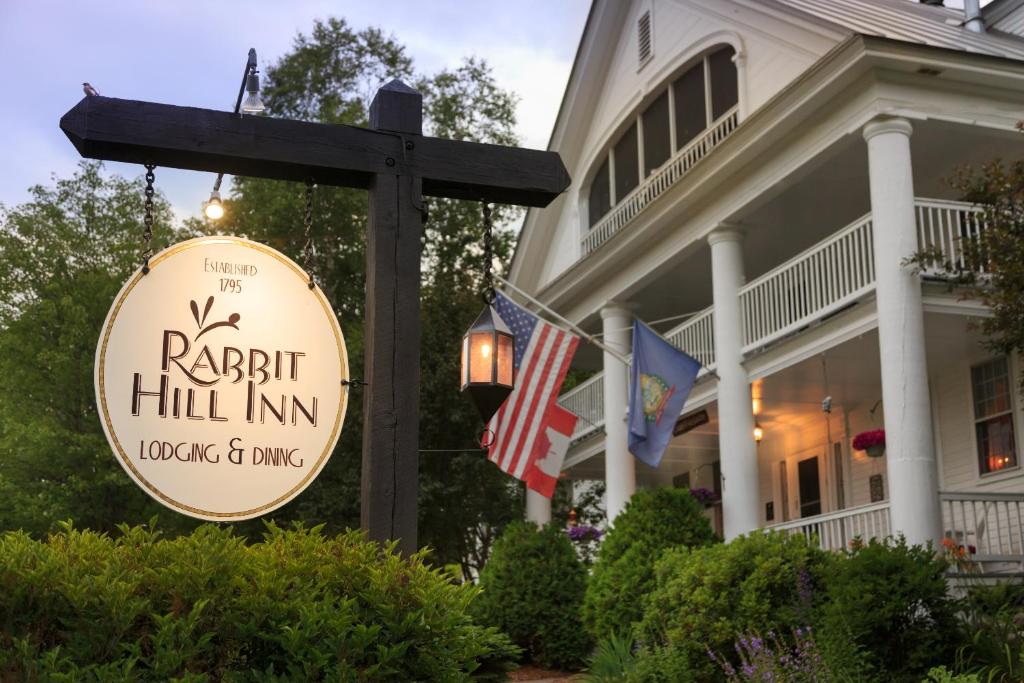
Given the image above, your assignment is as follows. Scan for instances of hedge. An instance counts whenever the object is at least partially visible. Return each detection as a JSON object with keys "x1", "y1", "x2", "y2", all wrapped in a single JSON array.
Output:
[
  {"x1": 473, "y1": 522, "x2": 590, "y2": 670},
  {"x1": 0, "y1": 522, "x2": 518, "y2": 681},
  {"x1": 582, "y1": 487, "x2": 716, "y2": 639}
]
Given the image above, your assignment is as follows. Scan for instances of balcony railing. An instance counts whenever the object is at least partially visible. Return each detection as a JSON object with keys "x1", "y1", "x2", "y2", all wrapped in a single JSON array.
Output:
[
  {"x1": 941, "y1": 491, "x2": 1024, "y2": 563},
  {"x1": 559, "y1": 373, "x2": 605, "y2": 441},
  {"x1": 582, "y1": 106, "x2": 740, "y2": 255},
  {"x1": 739, "y1": 214, "x2": 875, "y2": 352},
  {"x1": 766, "y1": 501, "x2": 891, "y2": 552},
  {"x1": 916, "y1": 199, "x2": 990, "y2": 276},
  {"x1": 557, "y1": 305, "x2": 716, "y2": 442},
  {"x1": 558, "y1": 198, "x2": 985, "y2": 449}
]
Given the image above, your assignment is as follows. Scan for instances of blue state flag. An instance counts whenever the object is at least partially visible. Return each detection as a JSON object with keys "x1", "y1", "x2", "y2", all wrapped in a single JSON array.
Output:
[{"x1": 628, "y1": 320, "x2": 701, "y2": 468}]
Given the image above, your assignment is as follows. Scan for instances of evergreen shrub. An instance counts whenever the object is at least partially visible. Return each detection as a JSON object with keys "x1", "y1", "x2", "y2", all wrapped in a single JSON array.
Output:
[
  {"x1": 819, "y1": 537, "x2": 958, "y2": 682},
  {"x1": 0, "y1": 522, "x2": 518, "y2": 681},
  {"x1": 581, "y1": 487, "x2": 716, "y2": 639},
  {"x1": 634, "y1": 531, "x2": 829, "y2": 681},
  {"x1": 473, "y1": 522, "x2": 590, "y2": 670}
]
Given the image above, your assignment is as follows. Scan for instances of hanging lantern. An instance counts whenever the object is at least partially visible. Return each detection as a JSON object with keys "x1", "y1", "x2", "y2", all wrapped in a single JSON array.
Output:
[
  {"x1": 461, "y1": 304, "x2": 514, "y2": 421},
  {"x1": 461, "y1": 203, "x2": 515, "y2": 422}
]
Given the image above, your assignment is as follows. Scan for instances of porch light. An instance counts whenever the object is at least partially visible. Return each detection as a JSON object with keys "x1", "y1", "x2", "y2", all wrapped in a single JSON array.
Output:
[
  {"x1": 460, "y1": 304, "x2": 514, "y2": 422},
  {"x1": 753, "y1": 423, "x2": 764, "y2": 444}
]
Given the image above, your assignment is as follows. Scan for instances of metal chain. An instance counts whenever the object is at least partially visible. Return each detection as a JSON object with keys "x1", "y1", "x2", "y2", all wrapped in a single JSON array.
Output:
[
  {"x1": 482, "y1": 203, "x2": 495, "y2": 304},
  {"x1": 303, "y1": 180, "x2": 316, "y2": 289},
  {"x1": 141, "y1": 164, "x2": 156, "y2": 274}
]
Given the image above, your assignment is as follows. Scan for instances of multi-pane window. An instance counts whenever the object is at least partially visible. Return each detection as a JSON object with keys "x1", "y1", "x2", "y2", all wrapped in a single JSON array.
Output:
[
  {"x1": 673, "y1": 62, "x2": 706, "y2": 149},
  {"x1": 614, "y1": 122, "x2": 640, "y2": 200},
  {"x1": 642, "y1": 91, "x2": 670, "y2": 176},
  {"x1": 971, "y1": 357, "x2": 1017, "y2": 474},
  {"x1": 588, "y1": 158, "x2": 611, "y2": 228},
  {"x1": 586, "y1": 44, "x2": 738, "y2": 228}
]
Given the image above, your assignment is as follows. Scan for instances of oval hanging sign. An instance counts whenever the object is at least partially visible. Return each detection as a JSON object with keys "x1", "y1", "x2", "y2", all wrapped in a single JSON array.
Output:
[{"x1": 95, "y1": 236, "x2": 348, "y2": 521}]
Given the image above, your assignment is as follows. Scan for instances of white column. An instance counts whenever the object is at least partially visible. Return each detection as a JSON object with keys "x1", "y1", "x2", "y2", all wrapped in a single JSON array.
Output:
[
  {"x1": 708, "y1": 228, "x2": 760, "y2": 539},
  {"x1": 863, "y1": 117, "x2": 942, "y2": 548},
  {"x1": 525, "y1": 489, "x2": 552, "y2": 526},
  {"x1": 602, "y1": 304, "x2": 635, "y2": 524}
]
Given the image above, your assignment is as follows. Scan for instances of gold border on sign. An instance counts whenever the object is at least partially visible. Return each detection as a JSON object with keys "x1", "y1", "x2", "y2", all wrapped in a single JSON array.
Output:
[{"x1": 96, "y1": 236, "x2": 349, "y2": 520}]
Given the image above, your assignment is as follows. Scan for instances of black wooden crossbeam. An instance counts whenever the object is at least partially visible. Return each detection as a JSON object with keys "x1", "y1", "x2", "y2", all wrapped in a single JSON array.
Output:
[{"x1": 60, "y1": 95, "x2": 569, "y2": 206}]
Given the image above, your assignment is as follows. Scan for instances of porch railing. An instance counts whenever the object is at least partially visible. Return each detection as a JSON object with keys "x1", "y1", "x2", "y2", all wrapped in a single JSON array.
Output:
[
  {"x1": 666, "y1": 306, "x2": 716, "y2": 371},
  {"x1": 582, "y1": 106, "x2": 740, "y2": 255},
  {"x1": 765, "y1": 501, "x2": 891, "y2": 552},
  {"x1": 941, "y1": 492, "x2": 1024, "y2": 563},
  {"x1": 557, "y1": 198, "x2": 986, "y2": 451},
  {"x1": 739, "y1": 214, "x2": 875, "y2": 353},
  {"x1": 559, "y1": 373, "x2": 605, "y2": 441},
  {"x1": 916, "y1": 199, "x2": 989, "y2": 276}
]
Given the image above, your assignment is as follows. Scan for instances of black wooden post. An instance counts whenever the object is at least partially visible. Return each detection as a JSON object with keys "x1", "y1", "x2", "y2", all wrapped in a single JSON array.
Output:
[{"x1": 363, "y1": 80, "x2": 423, "y2": 554}]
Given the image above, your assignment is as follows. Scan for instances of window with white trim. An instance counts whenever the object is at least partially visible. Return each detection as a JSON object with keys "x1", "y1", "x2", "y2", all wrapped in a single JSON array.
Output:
[{"x1": 971, "y1": 357, "x2": 1017, "y2": 475}]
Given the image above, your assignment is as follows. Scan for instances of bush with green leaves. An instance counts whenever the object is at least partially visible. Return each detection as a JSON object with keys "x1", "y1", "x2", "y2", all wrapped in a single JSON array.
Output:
[
  {"x1": 581, "y1": 631, "x2": 638, "y2": 683},
  {"x1": 474, "y1": 521, "x2": 590, "y2": 670},
  {"x1": 0, "y1": 522, "x2": 518, "y2": 681},
  {"x1": 952, "y1": 578, "x2": 1024, "y2": 682},
  {"x1": 634, "y1": 531, "x2": 830, "y2": 681},
  {"x1": 819, "y1": 537, "x2": 958, "y2": 682},
  {"x1": 582, "y1": 487, "x2": 716, "y2": 639}
]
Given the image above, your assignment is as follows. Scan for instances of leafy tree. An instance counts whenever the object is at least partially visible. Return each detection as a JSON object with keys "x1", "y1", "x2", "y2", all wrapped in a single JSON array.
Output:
[
  {"x1": 215, "y1": 19, "x2": 525, "y2": 570},
  {"x1": 0, "y1": 18, "x2": 529, "y2": 575},
  {"x1": 908, "y1": 154, "x2": 1024, "y2": 389},
  {"x1": 0, "y1": 161, "x2": 195, "y2": 535}
]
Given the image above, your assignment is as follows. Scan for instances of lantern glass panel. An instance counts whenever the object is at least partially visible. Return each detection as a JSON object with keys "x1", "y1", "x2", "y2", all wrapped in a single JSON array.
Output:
[
  {"x1": 469, "y1": 331, "x2": 495, "y2": 383},
  {"x1": 461, "y1": 335, "x2": 469, "y2": 388},
  {"x1": 497, "y1": 334, "x2": 513, "y2": 386}
]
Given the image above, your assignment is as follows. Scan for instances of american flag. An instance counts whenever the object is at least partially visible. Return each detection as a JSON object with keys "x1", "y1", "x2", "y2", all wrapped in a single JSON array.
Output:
[{"x1": 487, "y1": 291, "x2": 579, "y2": 483}]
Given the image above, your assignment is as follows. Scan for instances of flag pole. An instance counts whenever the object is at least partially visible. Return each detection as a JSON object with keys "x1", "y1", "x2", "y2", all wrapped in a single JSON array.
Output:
[{"x1": 495, "y1": 275, "x2": 631, "y2": 367}]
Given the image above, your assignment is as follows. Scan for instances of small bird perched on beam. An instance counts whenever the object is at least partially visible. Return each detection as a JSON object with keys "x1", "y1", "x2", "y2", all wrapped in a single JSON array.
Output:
[{"x1": 82, "y1": 82, "x2": 99, "y2": 97}]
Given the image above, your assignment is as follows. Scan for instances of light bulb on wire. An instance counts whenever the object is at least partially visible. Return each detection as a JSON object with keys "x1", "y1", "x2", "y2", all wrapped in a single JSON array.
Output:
[{"x1": 203, "y1": 190, "x2": 224, "y2": 220}]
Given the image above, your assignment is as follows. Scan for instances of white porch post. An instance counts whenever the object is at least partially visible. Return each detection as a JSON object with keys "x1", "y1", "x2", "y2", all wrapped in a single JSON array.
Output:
[
  {"x1": 863, "y1": 117, "x2": 942, "y2": 547},
  {"x1": 525, "y1": 489, "x2": 552, "y2": 526},
  {"x1": 602, "y1": 304, "x2": 635, "y2": 524},
  {"x1": 708, "y1": 228, "x2": 760, "y2": 539}
]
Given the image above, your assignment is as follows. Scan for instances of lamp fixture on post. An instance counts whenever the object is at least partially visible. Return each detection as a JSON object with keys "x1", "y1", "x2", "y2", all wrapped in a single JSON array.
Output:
[
  {"x1": 461, "y1": 203, "x2": 515, "y2": 422},
  {"x1": 202, "y1": 48, "x2": 264, "y2": 221}
]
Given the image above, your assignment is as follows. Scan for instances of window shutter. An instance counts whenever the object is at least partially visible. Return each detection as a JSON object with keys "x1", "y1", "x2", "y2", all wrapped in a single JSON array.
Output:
[{"x1": 638, "y1": 11, "x2": 652, "y2": 66}]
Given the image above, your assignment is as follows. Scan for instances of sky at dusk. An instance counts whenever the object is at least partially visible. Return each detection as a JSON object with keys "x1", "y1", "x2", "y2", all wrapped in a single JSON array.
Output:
[{"x1": 0, "y1": 1, "x2": 590, "y2": 221}]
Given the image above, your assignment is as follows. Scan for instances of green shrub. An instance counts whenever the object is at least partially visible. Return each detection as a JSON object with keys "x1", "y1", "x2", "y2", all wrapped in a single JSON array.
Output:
[
  {"x1": 819, "y1": 537, "x2": 958, "y2": 682},
  {"x1": 634, "y1": 531, "x2": 829, "y2": 681},
  {"x1": 922, "y1": 666, "x2": 980, "y2": 683},
  {"x1": 581, "y1": 631, "x2": 637, "y2": 683},
  {"x1": 474, "y1": 521, "x2": 590, "y2": 670},
  {"x1": 954, "y1": 579, "x2": 1024, "y2": 682},
  {"x1": 582, "y1": 488, "x2": 716, "y2": 639},
  {"x1": 0, "y1": 522, "x2": 518, "y2": 681}
]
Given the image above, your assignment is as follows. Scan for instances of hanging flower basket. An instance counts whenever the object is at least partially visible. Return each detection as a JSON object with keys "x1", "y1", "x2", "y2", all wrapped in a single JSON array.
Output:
[
  {"x1": 690, "y1": 487, "x2": 720, "y2": 508},
  {"x1": 853, "y1": 429, "x2": 886, "y2": 458}
]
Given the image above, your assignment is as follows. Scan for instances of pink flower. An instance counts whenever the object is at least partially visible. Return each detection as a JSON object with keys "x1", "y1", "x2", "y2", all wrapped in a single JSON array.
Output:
[{"x1": 852, "y1": 429, "x2": 885, "y2": 451}]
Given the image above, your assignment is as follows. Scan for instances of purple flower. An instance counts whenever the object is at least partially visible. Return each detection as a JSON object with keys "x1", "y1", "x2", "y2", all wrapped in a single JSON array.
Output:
[
  {"x1": 566, "y1": 525, "x2": 603, "y2": 543},
  {"x1": 689, "y1": 487, "x2": 720, "y2": 505}
]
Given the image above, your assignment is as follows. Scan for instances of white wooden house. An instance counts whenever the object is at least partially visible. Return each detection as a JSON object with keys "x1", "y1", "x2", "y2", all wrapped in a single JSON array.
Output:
[{"x1": 510, "y1": 0, "x2": 1024, "y2": 568}]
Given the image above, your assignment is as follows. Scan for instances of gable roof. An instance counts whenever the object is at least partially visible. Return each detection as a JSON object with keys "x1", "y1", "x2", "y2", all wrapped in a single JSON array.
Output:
[{"x1": 767, "y1": 0, "x2": 1024, "y2": 59}]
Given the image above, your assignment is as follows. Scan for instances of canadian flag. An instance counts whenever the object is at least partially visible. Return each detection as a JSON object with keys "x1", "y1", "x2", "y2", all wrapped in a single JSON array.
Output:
[{"x1": 524, "y1": 404, "x2": 578, "y2": 498}]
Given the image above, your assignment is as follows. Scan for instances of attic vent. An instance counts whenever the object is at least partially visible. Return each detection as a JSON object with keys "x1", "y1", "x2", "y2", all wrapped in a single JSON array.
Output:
[{"x1": 638, "y1": 11, "x2": 652, "y2": 66}]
